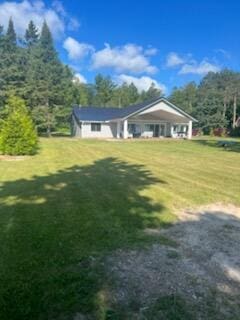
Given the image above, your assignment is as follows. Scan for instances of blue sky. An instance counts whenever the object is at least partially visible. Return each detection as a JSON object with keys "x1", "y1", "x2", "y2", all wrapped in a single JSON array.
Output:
[{"x1": 0, "y1": 0, "x2": 239, "y2": 94}]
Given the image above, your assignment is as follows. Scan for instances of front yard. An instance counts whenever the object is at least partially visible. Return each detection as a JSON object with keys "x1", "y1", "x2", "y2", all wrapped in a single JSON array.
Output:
[{"x1": 0, "y1": 138, "x2": 239, "y2": 319}]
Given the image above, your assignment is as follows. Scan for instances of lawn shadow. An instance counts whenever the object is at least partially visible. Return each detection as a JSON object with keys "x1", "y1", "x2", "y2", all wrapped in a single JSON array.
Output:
[
  {"x1": 192, "y1": 139, "x2": 240, "y2": 153},
  {"x1": 0, "y1": 157, "x2": 167, "y2": 319}
]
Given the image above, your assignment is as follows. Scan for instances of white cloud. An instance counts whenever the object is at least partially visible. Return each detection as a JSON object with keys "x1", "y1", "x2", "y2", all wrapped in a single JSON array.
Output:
[
  {"x1": 166, "y1": 52, "x2": 185, "y2": 67},
  {"x1": 116, "y1": 74, "x2": 166, "y2": 93},
  {"x1": 179, "y1": 60, "x2": 220, "y2": 75},
  {"x1": 52, "y1": 0, "x2": 65, "y2": 16},
  {"x1": 63, "y1": 37, "x2": 94, "y2": 60},
  {"x1": 68, "y1": 17, "x2": 80, "y2": 31},
  {"x1": 0, "y1": 0, "x2": 80, "y2": 38},
  {"x1": 215, "y1": 48, "x2": 231, "y2": 60},
  {"x1": 144, "y1": 47, "x2": 158, "y2": 56},
  {"x1": 73, "y1": 73, "x2": 87, "y2": 84},
  {"x1": 92, "y1": 43, "x2": 158, "y2": 74}
]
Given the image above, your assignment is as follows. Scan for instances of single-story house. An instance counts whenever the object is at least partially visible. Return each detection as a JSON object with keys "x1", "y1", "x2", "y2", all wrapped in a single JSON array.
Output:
[{"x1": 71, "y1": 97, "x2": 197, "y2": 139}]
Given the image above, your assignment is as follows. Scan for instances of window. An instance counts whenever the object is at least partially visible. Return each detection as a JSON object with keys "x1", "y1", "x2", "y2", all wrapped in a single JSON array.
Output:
[
  {"x1": 91, "y1": 123, "x2": 101, "y2": 132},
  {"x1": 128, "y1": 123, "x2": 141, "y2": 134},
  {"x1": 180, "y1": 125, "x2": 186, "y2": 132},
  {"x1": 173, "y1": 125, "x2": 178, "y2": 133},
  {"x1": 145, "y1": 124, "x2": 154, "y2": 132},
  {"x1": 128, "y1": 123, "x2": 136, "y2": 134}
]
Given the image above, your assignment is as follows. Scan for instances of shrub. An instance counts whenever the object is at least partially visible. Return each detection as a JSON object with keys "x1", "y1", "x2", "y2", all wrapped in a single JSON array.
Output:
[
  {"x1": 0, "y1": 96, "x2": 38, "y2": 155},
  {"x1": 229, "y1": 127, "x2": 240, "y2": 137}
]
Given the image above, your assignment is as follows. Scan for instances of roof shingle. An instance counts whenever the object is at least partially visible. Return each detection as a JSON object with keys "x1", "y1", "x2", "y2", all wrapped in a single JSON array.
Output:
[{"x1": 72, "y1": 97, "x2": 162, "y2": 122}]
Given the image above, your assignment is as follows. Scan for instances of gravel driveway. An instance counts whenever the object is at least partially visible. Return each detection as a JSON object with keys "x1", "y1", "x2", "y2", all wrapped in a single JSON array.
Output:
[{"x1": 106, "y1": 204, "x2": 240, "y2": 319}]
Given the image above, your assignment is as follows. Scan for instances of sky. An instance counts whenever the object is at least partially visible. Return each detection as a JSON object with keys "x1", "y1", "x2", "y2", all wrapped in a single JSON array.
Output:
[{"x1": 0, "y1": 0, "x2": 239, "y2": 94}]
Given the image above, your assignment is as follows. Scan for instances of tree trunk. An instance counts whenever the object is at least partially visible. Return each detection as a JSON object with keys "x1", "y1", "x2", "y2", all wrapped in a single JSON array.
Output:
[
  {"x1": 233, "y1": 94, "x2": 237, "y2": 128},
  {"x1": 223, "y1": 96, "x2": 227, "y2": 121},
  {"x1": 46, "y1": 99, "x2": 51, "y2": 137}
]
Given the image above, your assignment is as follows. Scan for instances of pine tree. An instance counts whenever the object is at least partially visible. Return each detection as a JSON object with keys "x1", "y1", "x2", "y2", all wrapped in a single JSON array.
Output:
[
  {"x1": 0, "y1": 96, "x2": 38, "y2": 155},
  {"x1": 6, "y1": 18, "x2": 16, "y2": 46},
  {"x1": 40, "y1": 20, "x2": 56, "y2": 62},
  {"x1": 141, "y1": 83, "x2": 161, "y2": 102},
  {"x1": 25, "y1": 21, "x2": 74, "y2": 135},
  {"x1": 94, "y1": 74, "x2": 116, "y2": 106},
  {"x1": 25, "y1": 20, "x2": 39, "y2": 47},
  {"x1": 0, "y1": 19, "x2": 26, "y2": 105}
]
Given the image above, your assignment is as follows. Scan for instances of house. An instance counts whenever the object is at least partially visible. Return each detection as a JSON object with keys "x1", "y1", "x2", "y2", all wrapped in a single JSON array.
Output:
[{"x1": 71, "y1": 97, "x2": 197, "y2": 139}]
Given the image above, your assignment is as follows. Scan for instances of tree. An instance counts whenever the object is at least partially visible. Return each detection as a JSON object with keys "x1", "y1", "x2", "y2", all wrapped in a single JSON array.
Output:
[
  {"x1": 94, "y1": 74, "x2": 116, "y2": 106},
  {"x1": 6, "y1": 18, "x2": 16, "y2": 46},
  {"x1": 25, "y1": 20, "x2": 39, "y2": 47},
  {"x1": 0, "y1": 96, "x2": 38, "y2": 155},
  {"x1": 140, "y1": 83, "x2": 162, "y2": 101},
  {"x1": 0, "y1": 19, "x2": 26, "y2": 105},
  {"x1": 169, "y1": 82, "x2": 197, "y2": 115},
  {"x1": 25, "y1": 21, "x2": 73, "y2": 135}
]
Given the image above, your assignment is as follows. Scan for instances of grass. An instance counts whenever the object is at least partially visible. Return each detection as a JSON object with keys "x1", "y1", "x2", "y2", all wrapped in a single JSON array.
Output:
[{"x1": 0, "y1": 137, "x2": 240, "y2": 319}]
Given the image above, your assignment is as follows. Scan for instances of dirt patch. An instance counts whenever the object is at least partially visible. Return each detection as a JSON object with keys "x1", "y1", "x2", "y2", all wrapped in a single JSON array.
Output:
[
  {"x1": 106, "y1": 204, "x2": 240, "y2": 319},
  {"x1": 0, "y1": 155, "x2": 28, "y2": 161}
]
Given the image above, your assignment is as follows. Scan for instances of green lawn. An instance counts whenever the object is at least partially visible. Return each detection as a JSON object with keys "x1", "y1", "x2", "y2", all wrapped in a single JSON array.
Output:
[{"x1": 0, "y1": 138, "x2": 240, "y2": 319}]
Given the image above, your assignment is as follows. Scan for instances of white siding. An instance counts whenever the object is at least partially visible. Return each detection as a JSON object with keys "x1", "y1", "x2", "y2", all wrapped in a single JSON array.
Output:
[
  {"x1": 72, "y1": 116, "x2": 82, "y2": 137},
  {"x1": 139, "y1": 101, "x2": 186, "y2": 118},
  {"x1": 81, "y1": 122, "x2": 117, "y2": 138}
]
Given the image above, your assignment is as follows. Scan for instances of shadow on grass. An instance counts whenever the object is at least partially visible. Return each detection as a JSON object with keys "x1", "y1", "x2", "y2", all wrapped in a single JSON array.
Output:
[
  {"x1": 192, "y1": 139, "x2": 240, "y2": 153},
  {"x1": 39, "y1": 131, "x2": 71, "y2": 137},
  {"x1": 0, "y1": 157, "x2": 168, "y2": 319}
]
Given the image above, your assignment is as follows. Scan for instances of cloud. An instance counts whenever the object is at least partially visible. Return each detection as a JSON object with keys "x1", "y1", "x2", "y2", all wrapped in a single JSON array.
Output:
[
  {"x1": 179, "y1": 60, "x2": 220, "y2": 75},
  {"x1": 0, "y1": 0, "x2": 80, "y2": 38},
  {"x1": 92, "y1": 43, "x2": 158, "y2": 74},
  {"x1": 116, "y1": 74, "x2": 166, "y2": 93},
  {"x1": 215, "y1": 48, "x2": 231, "y2": 60},
  {"x1": 63, "y1": 37, "x2": 94, "y2": 60},
  {"x1": 144, "y1": 47, "x2": 158, "y2": 56},
  {"x1": 67, "y1": 17, "x2": 80, "y2": 31},
  {"x1": 166, "y1": 52, "x2": 185, "y2": 67},
  {"x1": 166, "y1": 51, "x2": 220, "y2": 75},
  {"x1": 73, "y1": 73, "x2": 87, "y2": 84}
]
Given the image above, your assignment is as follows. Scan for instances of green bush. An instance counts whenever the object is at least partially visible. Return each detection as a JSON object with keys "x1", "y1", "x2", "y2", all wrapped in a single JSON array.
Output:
[
  {"x1": 0, "y1": 96, "x2": 38, "y2": 155},
  {"x1": 229, "y1": 127, "x2": 240, "y2": 137}
]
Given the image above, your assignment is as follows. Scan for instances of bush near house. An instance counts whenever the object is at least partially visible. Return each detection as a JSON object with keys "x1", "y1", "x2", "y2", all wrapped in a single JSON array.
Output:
[
  {"x1": 210, "y1": 128, "x2": 227, "y2": 137},
  {"x1": 0, "y1": 96, "x2": 38, "y2": 155},
  {"x1": 229, "y1": 127, "x2": 240, "y2": 137}
]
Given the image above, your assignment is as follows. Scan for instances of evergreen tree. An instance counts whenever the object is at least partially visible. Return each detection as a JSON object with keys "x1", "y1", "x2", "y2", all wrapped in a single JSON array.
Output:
[
  {"x1": 169, "y1": 82, "x2": 197, "y2": 115},
  {"x1": 94, "y1": 74, "x2": 116, "y2": 106},
  {"x1": 141, "y1": 83, "x2": 161, "y2": 101},
  {"x1": 0, "y1": 96, "x2": 38, "y2": 155},
  {"x1": 6, "y1": 18, "x2": 16, "y2": 46},
  {"x1": 25, "y1": 21, "x2": 73, "y2": 135},
  {"x1": 0, "y1": 19, "x2": 26, "y2": 105},
  {"x1": 40, "y1": 21, "x2": 57, "y2": 62},
  {"x1": 25, "y1": 20, "x2": 39, "y2": 47}
]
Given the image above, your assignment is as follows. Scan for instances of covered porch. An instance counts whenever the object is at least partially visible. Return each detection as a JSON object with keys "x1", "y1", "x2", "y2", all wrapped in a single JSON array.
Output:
[{"x1": 115, "y1": 100, "x2": 193, "y2": 139}]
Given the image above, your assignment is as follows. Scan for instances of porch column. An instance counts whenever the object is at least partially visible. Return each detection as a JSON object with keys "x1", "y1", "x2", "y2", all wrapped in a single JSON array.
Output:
[
  {"x1": 123, "y1": 119, "x2": 128, "y2": 139},
  {"x1": 188, "y1": 121, "x2": 192, "y2": 139},
  {"x1": 116, "y1": 121, "x2": 121, "y2": 139},
  {"x1": 170, "y1": 124, "x2": 174, "y2": 137}
]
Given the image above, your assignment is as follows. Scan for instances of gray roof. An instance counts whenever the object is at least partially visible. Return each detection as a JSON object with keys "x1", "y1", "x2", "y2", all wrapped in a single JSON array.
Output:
[{"x1": 72, "y1": 97, "x2": 197, "y2": 122}]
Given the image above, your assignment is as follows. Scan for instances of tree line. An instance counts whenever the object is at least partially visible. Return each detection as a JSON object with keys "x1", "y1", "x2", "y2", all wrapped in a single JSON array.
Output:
[
  {"x1": 0, "y1": 18, "x2": 161, "y2": 135},
  {"x1": 168, "y1": 70, "x2": 240, "y2": 135},
  {"x1": 0, "y1": 18, "x2": 239, "y2": 137}
]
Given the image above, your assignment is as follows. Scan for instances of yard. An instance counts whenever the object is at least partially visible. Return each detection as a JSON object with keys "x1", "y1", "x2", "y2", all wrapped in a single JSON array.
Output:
[{"x1": 0, "y1": 138, "x2": 240, "y2": 319}]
